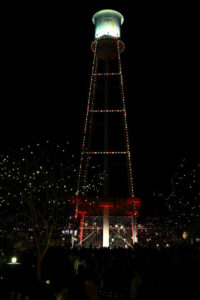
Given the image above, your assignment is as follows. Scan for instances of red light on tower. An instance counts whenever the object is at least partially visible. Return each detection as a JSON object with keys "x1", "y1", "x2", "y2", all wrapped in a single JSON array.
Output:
[{"x1": 133, "y1": 198, "x2": 142, "y2": 208}]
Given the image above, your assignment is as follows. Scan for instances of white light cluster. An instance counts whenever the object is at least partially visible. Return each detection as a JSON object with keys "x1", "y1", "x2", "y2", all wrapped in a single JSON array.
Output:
[
  {"x1": 95, "y1": 17, "x2": 120, "y2": 38},
  {"x1": 92, "y1": 9, "x2": 124, "y2": 39}
]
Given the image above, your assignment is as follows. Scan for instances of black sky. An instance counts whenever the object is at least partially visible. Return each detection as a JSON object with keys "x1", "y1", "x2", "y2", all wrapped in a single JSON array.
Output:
[{"x1": 1, "y1": 1, "x2": 199, "y2": 202}]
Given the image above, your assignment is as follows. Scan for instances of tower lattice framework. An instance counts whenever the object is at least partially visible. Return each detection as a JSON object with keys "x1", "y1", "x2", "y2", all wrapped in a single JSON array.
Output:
[{"x1": 73, "y1": 29, "x2": 140, "y2": 247}]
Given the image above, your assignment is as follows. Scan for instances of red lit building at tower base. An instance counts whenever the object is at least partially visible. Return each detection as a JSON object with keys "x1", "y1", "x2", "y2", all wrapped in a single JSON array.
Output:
[{"x1": 72, "y1": 10, "x2": 141, "y2": 248}]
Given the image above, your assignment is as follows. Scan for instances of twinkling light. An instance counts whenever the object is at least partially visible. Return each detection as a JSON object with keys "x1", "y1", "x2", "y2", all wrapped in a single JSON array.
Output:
[
  {"x1": 76, "y1": 39, "x2": 98, "y2": 198},
  {"x1": 0, "y1": 140, "x2": 79, "y2": 234},
  {"x1": 77, "y1": 37, "x2": 135, "y2": 199},
  {"x1": 90, "y1": 110, "x2": 123, "y2": 113},
  {"x1": 93, "y1": 72, "x2": 120, "y2": 76},
  {"x1": 117, "y1": 39, "x2": 134, "y2": 198},
  {"x1": 86, "y1": 151, "x2": 128, "y2": 155},
  {"x1": 164, "y1": 157, "x2": 200, "y2": 229}
]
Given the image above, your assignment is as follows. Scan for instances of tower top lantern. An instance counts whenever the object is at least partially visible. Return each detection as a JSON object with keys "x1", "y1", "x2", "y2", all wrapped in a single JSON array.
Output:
[{"x1": 92, "y1": 9, "x2": 124, "y2": 40}]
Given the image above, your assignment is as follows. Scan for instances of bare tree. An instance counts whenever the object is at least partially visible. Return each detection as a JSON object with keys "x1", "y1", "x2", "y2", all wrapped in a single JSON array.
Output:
[{"x1": 0, "y1": 141, "x2": 76, "y2": 282}]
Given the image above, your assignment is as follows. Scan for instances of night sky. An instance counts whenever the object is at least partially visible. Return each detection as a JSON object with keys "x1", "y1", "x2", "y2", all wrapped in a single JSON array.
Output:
[{"x1": 1, "y1": 1, "x2": 199, "y2": 203}]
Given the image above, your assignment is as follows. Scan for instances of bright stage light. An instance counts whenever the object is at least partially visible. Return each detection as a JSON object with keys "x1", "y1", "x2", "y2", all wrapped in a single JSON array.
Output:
[
  {"x1": 7, "y1": 256, "x2": 21, "y2": 265},
  {"x1": 183, "y1": 231, "x2": 188, "y2": 239},
  {"x1": 11, "y1": 257, "x2": 17, "y2": 264}
]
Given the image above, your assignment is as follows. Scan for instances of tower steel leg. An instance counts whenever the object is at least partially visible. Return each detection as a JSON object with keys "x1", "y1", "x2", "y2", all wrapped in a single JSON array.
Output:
[
  {"x1": 131, "y1": 212, "x2": 135, "y2": 245},
  {"x1": 103, "y1": 58, "x2": 111, "y2": 247},
  {"x1": 80, "y1": 212, "x2": 86, "y2": 245},
  {"x1": 104, "y1": 57, "x2": 110, "y2": 197},
  {"x1": 103, "y1": 206, "x2": 109, "y2": 247},
  {"x1": 131, "y1": 212, "x2": 138, "y2": 245}
]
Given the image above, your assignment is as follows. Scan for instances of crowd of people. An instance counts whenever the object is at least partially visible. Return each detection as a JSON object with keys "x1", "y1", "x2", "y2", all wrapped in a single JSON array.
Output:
[
  {"x1": 0, "y1": 209, "x2": 199, "y2": 299},
  {"x1": 0, "y1": 242, "x2": 199, "y2": 299},
  {"x1": 56, "y1": 244, "x2": 200, "y2": 299}
]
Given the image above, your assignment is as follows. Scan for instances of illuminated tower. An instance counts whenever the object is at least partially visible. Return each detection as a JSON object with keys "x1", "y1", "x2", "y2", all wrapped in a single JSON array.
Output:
[{"x1": 74, "y1": 9, "x2": 141, "y2": 248}]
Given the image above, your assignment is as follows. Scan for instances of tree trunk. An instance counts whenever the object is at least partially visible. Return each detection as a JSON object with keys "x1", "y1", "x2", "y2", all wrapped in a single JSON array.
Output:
[
  {"x1": 36, "y1": 241, "x2": 51, "y2": 282},
  {"x1": 37, "y1": 256, "x2": 42, "y2": 283}
]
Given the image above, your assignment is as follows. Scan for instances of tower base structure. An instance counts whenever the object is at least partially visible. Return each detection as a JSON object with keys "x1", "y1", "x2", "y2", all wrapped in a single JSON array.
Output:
[
  {"x1": 100, "y1": 204, "x2": 114, "y2": 247},
  {"x1": 72, "y1": 197, "x2": 141, "y2": 248}
]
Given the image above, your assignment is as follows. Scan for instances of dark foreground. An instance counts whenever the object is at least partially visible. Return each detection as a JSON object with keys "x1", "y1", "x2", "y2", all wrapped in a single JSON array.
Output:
[{"x1": 0, "y1": 244, "x2": 199, "y2": 299}]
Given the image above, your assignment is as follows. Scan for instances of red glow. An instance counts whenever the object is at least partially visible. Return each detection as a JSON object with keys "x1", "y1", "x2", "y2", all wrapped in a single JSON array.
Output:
[
  {"x1": 134, "y1": 198, "x2": 142, "y2": 207},
  {"x1": 98, "y1": 204, "x2": 114, "y2": 208},
  {"x1": 126, "y1": 211, "x2": 133, "y2": 215},
  {"x1": 77, "y1": 211, "x2": 87, "y2": 215},
  {"x1": 127, "y1": 198, "x2": 134, "y2": 205},
  {"x1": 127, "y1": 197, "x2": 142, "y2": 207},
  {"x1": 134, "y1": 210, "x2": 139, "y2": 217},
  {"x1": 71, "y1": 196, "x2": 82, "y2": 204}
]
